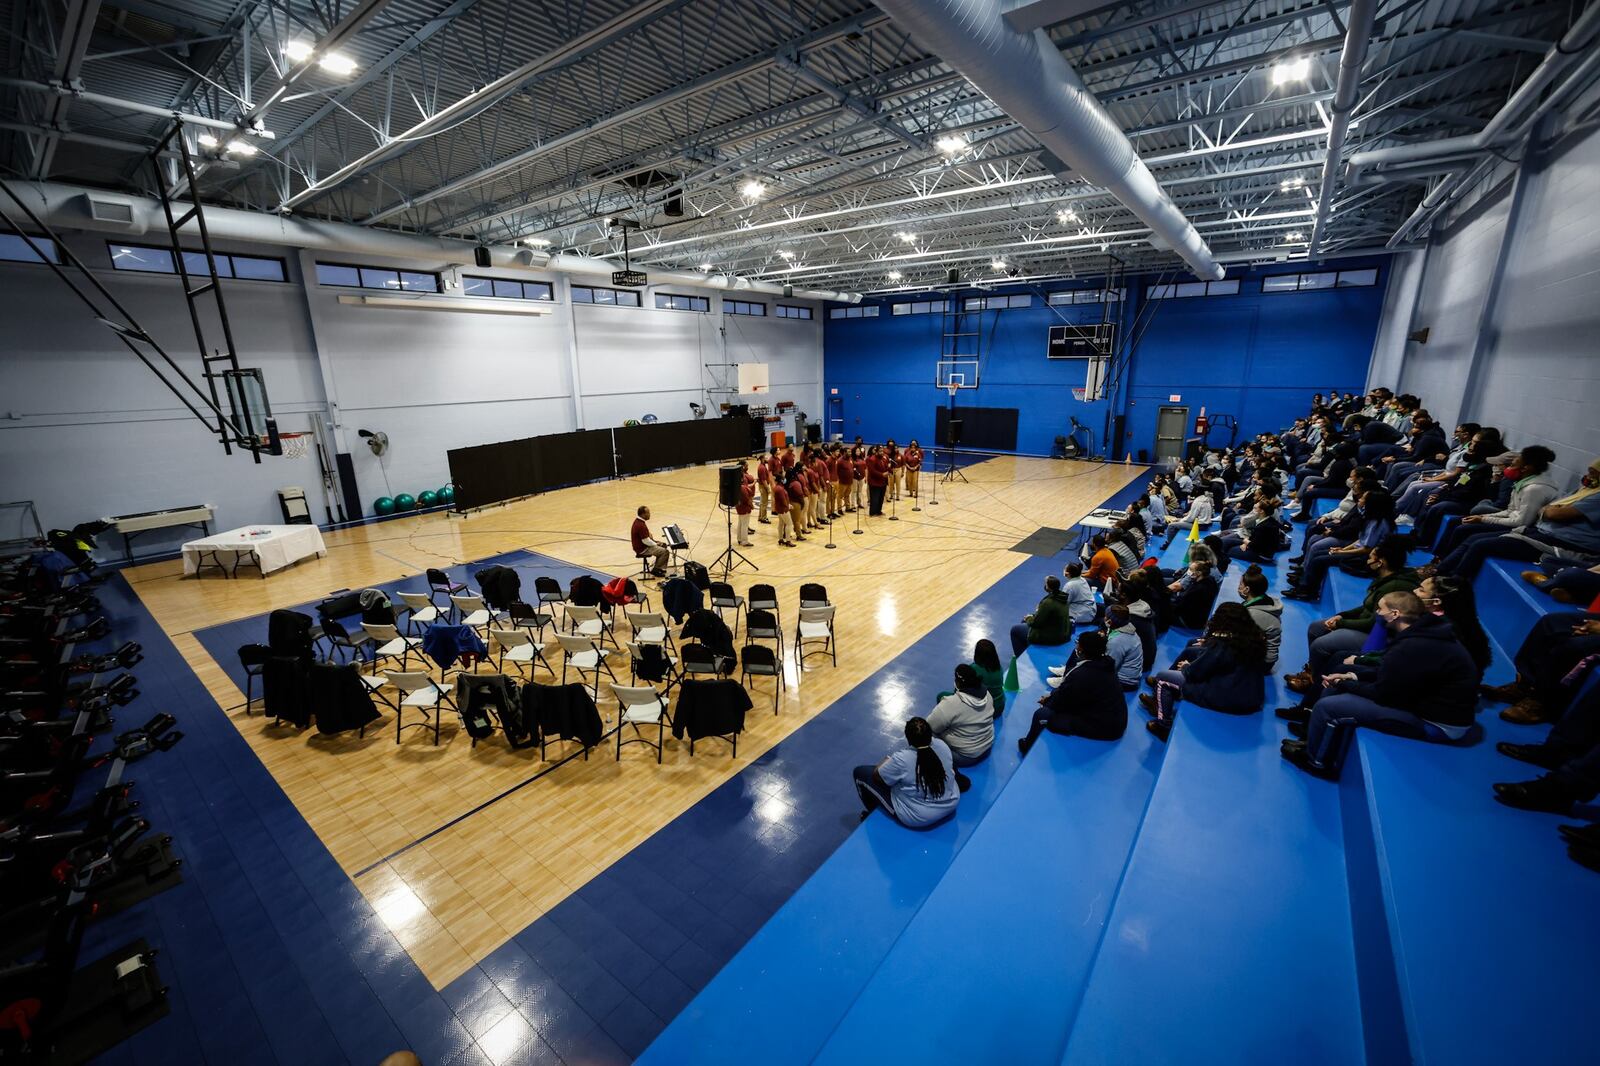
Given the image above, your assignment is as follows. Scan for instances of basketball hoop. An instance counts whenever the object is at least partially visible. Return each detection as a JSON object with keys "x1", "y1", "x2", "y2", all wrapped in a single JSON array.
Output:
[
  {"x1": 265, "y1": 432, "x2": 312, "y2": 459},
  {"x1": 945, "y1": 383, "x2": 960, "y2": 399},
  {"x1": 1071, "y1": 387, "x2": 1088, "y2": 402}
]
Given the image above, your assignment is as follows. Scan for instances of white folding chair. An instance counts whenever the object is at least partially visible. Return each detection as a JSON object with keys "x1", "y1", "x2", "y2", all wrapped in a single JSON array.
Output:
[
  {"x1": 362, "y1": 622, "x2": 419, "y2": 672},
  {"x1": 450, "y1": 593, "x2": 497, "y2": 629},
  {"x1": 627, "y1": 610, "x2": 674, "y2": 650},
  {"x1": 386, "y1": 671, "x2": 451, "y2": 745},
  {"x1": 556, "y1": 632, "x2": 619, "y2": 701},
  {"x1": 489, "y1": 627, "x2": 552, "y2": 676},
  {"x1": 610, "y1": 683, "x2": 671, "y2": 762},
  {"x1": 565, "y1": 604, "x2": 617, "y2": 648},
  {"x1": 397, "y1": 591, "x2": 442, "y2": 636},
  {"x1": 797, "y1": 605, "x2": 837, "y2": 667}
]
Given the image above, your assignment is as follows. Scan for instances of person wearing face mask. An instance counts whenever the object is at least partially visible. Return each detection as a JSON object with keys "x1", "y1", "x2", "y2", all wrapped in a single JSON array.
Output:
[
  {"x1": 1428, "y1": 446, "x2": 1560, "y2": 568},
  {"x1": 1410, "y1": 429, "x2": 1505, "y2": 544},
  {"x1": 1284, "y1": 537, "x2": 1418, "y2": 701},
  {"x1": 1427, "y1": 457, "x2": 1600, "y2": 581},
  {"x1": 1283, "y1": 488, "x2": 1397, "y2": 601},
  {"x1": 1281, "y1": 591, "x2": 1479, "y2": 779},
  {"x1": 1393, "y1": 422, "x2": 1479, "y2": 510},
  {"x1": 1009, "y1": 574, "x2": 1074, "y2": 658}
]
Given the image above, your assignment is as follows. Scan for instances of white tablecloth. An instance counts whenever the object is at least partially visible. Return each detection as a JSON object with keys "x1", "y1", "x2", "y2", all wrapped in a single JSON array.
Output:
[{"x1": 181, "y1": 524, "x2": 326, "y2": 577}]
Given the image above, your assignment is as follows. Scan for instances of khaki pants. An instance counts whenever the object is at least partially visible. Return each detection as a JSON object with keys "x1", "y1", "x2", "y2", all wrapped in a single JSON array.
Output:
[
  {"x1": 776, "y1": 510, "x2": 794, "y2": 544},
  {"x1": 906, "y1": 470, "x2": 920, "y2": 496},
  {"x1": 814, "y1": 491, "x2": 827, "y2": 524},
  {"x1": 758, "y1": 485, "x2": 769, "y2": 522},
  {"x1": 855, "y1": 480, "x2": 867, "y2": 509},
  {"x1": 790, "y1": 503, "x2": 807, "y2": 536},
  {"x1": 737, "y1": 512, "x2": 752, "y2": 545},
  {"x1": 889, "y1": 469, "x2": 902, "y2": 501}
]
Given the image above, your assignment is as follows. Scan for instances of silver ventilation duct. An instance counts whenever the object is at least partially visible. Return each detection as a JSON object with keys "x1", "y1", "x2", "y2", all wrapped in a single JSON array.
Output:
[{"x1": 872, "y1": 0, "x2": 1224, "y2": 280}]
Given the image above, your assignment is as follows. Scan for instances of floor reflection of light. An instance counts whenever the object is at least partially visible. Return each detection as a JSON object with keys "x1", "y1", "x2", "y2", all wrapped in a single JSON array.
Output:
[
  {"x1": 373, "y1": 885, "x2": 427, "y2": 932},
  {"x1": 755, "y1": 794, "x2": 791, "y2": 824},
  {"x1": 876, "y1": 676, "x2": 912, "y2": 722},
  {"x1": 876, "y1": 593, "x2": 898, "y2": 636},
  {"x1": 478, "y1": 1010, "x2": 536, "y2": 1065}
]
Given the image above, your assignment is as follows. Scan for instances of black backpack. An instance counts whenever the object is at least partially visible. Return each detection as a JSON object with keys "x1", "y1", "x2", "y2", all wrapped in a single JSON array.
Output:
[{"x1": 683, "y1": 561, "x2": 711, "y2": 591}]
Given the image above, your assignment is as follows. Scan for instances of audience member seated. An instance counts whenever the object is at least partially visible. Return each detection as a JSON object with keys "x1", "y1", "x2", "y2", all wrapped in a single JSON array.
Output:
[
  {"x1": 1283, "y1": 487, "x2": 1395, "y2": 601},
  {"x1": 1426, "y1": 445, "x2": 1561, "y2": 570},
  {"x1": 1139, "y1": 602, "x2": 1269, "y2": 741},
  {"x1": 927, "y1": 664, "x2": 996, "y2": 793},
  {"x1": 1238, "y1": 565, "x2": 1282, "y2": 671},
  {"x1": 1522, "y1": 562, "x2": 1600, "y2": 606},
  {"x1": 1061, "y1": 562, "x2": 1099, "y2": 627},
  {"x1": 1408, "y1": 428, "x2": 1504, "y2": 543},
  {"x1": 1018, "y1": 630, "x2": 1127, "y2": 753},
  {"x1": 1168, "y1": 551, "x2": 1222, "y2": 630},
  {"x1": 1482, "y1": 612, "x2": 1600, "y2": 725},
  {"x1": 853, "y1": 717, "x2": 959, "y2": 828},
  {"x1": 1085, "y1": 534, "x2": 1119, "y2": 589},
  {"x1": 1429, "y1": 456, "x2": 1600, "y2": 580},
  {"x1": 1009, "y1": 575, "x2": 1074, "y2": 658},
  {"x1": 1281, "y1": 591, "x2": 1479, "y2": 778},
  {"x1": 1285, "y1": 536, "x2": 1418, "y2": 697}
]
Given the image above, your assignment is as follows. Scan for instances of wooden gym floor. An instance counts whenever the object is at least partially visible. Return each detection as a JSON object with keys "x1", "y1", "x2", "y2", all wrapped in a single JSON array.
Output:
[{"x1": 125, "y1": 454, "x2": 1141, "y2": 990}]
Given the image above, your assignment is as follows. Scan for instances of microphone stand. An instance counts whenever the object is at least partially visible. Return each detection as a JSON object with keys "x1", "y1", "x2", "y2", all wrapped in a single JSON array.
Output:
[
  {"x1": 710, "y1": 506, "x2": 757, "y2": 579},
  {"x1": 853, "y1": 495, "x2": 864, "y2": 535},
  {"x1": 826, "y1": 504, "x2": 837, "y2": 548},
  {"x1": 911, "y1": 462, "x2": 921, "y2": 513},
  {"x1": 888, "y1": 481, "x2": 899, "y2": 522}
]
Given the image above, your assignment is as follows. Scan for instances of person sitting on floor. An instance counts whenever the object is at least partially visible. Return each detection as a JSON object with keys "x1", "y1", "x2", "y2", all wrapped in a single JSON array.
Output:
[
  {"x1": 853, "y1": 717, "x2": 959, "y2": 828},
  {"x1": 1430, "y1": 455, "x2": 1600, "y2": 581},
  {"x1": 1085, "y1": 534, "x2": 1120, "y2": 589},
  {"x1": 934, "y1": 639, "x2": 1008, "y2": 716},
  {"x1": 1164, "y1": 486, "x2": 1216, "y2": 547},
  {"x1": 1140, "y1": 601, "x2": 1269, "y2": 741},
  {"x1": 1061, "y1": 562, "x2": 1099, "y2": 627},
  {"x1": 1521, "y1": 562, "x2": 1600, "y2": 606},
  {"x1": 927, "y1": 664, "x2": 995, "y2": 792},
  {"x1": 1238, "y1": 565, "x2": 1283, "y2": 671},
  {"x1": 1169, "y1": 553, "x2": 1222, "y2": 630},
  {"x1": 1286, "y1": 536, "x2": 1418, "y2": 698},
  {"x1": 1482, "y1": 611, "x2": 1600, "y2": 725},
  {"x1": 1282, "y1": 591, "x2": 1480, "y2": 779},
  {"x1": 1018, "y1": 630, "x2": 1127, "y2": 753},
  {"x1": 1103, "y1": 604, "x2": 1144, "y2": 689},
  {"x1": 1009, "y1": 575, "x2": 1074, "y2": 659}
]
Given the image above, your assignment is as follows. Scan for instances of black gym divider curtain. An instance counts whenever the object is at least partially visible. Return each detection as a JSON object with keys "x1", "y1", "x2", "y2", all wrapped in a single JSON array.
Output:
[{"x1": 448, "y1": 417, "x2": 756, "y2": 511}]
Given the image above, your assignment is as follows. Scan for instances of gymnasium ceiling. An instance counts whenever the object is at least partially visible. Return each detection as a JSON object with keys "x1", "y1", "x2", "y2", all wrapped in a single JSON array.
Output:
[{"x1": 0, "y1": 0, "x2": 1583, "y2": 292}]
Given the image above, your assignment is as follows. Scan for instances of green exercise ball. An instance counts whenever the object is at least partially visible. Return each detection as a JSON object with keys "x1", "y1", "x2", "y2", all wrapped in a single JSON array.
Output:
[
  {"x1": 438, "y1": 485, "x2": 455, "y2": 504},
  {"x1": 393, "y1": 493, "x2": 417, "y2": 512},
  {"x1": 418, "y1": 490, "x2": 439, "y2": 508},
  {"x1": 373, "y1": 496, "x2": 395, "y2": 516}
]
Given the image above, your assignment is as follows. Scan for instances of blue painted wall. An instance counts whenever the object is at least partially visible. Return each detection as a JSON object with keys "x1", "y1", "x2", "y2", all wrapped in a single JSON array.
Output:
[{"x1": 824, "y1": 257, "x2": 1388, "y2": 458}]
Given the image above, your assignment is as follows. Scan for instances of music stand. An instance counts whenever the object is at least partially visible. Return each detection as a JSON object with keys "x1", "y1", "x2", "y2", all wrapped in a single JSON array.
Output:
[{"x1": 661, "y1": 523, "x2": 691, "y2": 578}]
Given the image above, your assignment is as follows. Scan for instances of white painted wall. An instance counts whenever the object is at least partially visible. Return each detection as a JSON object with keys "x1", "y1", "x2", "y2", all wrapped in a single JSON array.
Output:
[
  {"x1": 1365, "y1": 249, "x2": 1423, "y2": 391},
  {"x1": 0, "y1": 233, "x2": 822, "y2": 556},
  {"x1": 1368, "y1": 119, "x2": 1600, "y2": 489}
]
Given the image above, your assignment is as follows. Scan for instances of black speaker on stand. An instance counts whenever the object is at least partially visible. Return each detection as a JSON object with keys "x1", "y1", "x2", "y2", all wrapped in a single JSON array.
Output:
[
  {"x1": 711, "y1": 465, "x2": 756, "y2": 578},
  {"x1": 717, "y1": 464, "x2": 742, "y2": 509}
]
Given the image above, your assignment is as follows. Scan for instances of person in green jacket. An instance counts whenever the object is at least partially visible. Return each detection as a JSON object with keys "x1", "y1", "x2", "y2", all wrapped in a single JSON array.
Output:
[
  {"x1": 1287, "y1": 536, "x2": 1418, "y2": 694},
  {"x1": 1010, "y1": 576, "x2": 1074, "y2": 658},
  {"x1": 934, "y1": 639, "x2": 1008, "y2": 716}
]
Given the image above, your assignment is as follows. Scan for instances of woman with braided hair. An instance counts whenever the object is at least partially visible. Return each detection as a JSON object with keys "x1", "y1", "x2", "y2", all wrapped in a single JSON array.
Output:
[{"x1": 852, "y1": 717, "x2": 959, "y2": 827}]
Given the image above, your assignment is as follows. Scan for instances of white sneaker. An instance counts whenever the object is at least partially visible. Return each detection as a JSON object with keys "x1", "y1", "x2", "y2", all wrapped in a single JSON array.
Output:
[
  {"x1": 1395, "y1": 514, "x2": 1415, "y2": 527},
  {"x1": 1048, "y1": 664, "x2": 1067, "y2": 676},
  {"x1": 1046, "y1": 675, "x2": 1063, "y2": 688}
]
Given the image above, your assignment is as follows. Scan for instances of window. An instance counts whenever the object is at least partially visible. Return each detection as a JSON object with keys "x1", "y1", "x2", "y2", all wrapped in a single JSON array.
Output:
[
  {"x1": 1048, "y1": 288, "x2": 1125, "y2": 305},
  {"x1": 1262, "y1": 269, "x2": 1378, "y2": 293},
  {"x1": 891, "y1": 299, "x2": 950, "y2": 316},
  {"x1": 315, "y1": 261, "x2": 435, "y2": 291},
  {"x1": 827, "y1": 304, "x2": 880, "y2": 319},
  {"x1": 1148, "y1": 278, "x2": 1240, "y2": 299},
  {"x1": 111, "y1": 242, "x2": 286, "y2": 282},
  {"x1": 725, "y1": 300, "x2": 765, "y2": 317},
  {"x1": 961, "y1": 293, "x2": 1032, "y2": 311},
  {"x1": 0, "y1": 233, "x2": 60, "y2": 264},
  {"x1": 654, "y1": 292, "x2": 709, "y2": 312},
  {"x1": 462, "y1": 275, "x2": 554, "y2": 301},
  {"x1": 574, "y1": 284, "x2": 641, "y2": 306},
  {"x1": 776, "y1": 304, "x2": 813, "y2": 319}
]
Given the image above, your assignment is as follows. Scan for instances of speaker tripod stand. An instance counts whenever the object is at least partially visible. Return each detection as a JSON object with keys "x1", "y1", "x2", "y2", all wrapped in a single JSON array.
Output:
[
  {"x1": 711, "y1": 507, "x2": 757, "y2": 580},
  {"x1": 940, "y1": 383, "x2": 969, "y2": 484}
]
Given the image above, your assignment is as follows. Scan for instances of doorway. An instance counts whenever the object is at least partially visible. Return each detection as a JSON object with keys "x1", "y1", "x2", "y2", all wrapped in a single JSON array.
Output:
[{"x1": 1155, "y1": 406, "x2": 1188, "y2": 464}]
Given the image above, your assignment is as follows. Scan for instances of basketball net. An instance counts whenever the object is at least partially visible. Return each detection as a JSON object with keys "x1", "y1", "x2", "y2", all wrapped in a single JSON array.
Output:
[{"x1": 945, "y1": 383, "x2": 959, "y2": 399}]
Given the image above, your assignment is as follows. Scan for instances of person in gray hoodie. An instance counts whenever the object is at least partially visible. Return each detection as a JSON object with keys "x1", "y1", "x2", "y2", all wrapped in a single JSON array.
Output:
[
  {"x1": 1050, "y1": 604, "x2": 1144, "y2": 690},
  {"x1": 927, "y1": 663, "x2": 995, "y2": 791},
  {"x1": 1061, "y1": 562, "x2": 1099, "y2": 626},
  {"x1": 1238, "y1": 566, "x2": 1283, "y2": 670}
]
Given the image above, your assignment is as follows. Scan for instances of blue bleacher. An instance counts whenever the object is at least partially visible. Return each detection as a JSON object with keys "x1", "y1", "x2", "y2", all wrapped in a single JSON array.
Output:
[{"x1": 640, "y1": 492, "x2": 1599, "y2": 1065}]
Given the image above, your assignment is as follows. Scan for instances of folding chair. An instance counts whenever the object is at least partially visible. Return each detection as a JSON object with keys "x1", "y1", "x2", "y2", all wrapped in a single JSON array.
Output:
[
  {"x1": 797, "y1": 605, "x2": 837, "y2": 667},
  {"x1": 799, "y1": 582, "x2": 830, "y2": 609},
  {"x1": 627, "y1": 610, "x2": 674, "y2": 651},
  {"x1": 386, "y1": 671, "x2": 451, "y2": 745},
  {"x1": 489, "y1": 627, "x2": 552, "y2": 676},
  {"x1": 610, "y1": 684, "x2": 671, "y2": 763},
  {"x1": 362, "y1": 622, "x2": 420, "y2": 673},
  {"x1": 320, "y1": 618, "x2": 373, "y2": 665},
  {"x1": 740, "y1": 644, "x2": 782, "y2": 713},
  {"x1": 626, "y1": 640, "x2": 679, "y2": 689},
  {"x1": 427, "y1": 568, "x2": 468, "y2": 615},
  {"x1": 565, "y1": 604, "x2": 617, "y2": 648},
  {"x1": 680, "y1": 641, "x2": 730, "y2": 679},
  {"x1": 450, "y1": 593, "x2": 496, "y2": 629},
  {"x1": 507, "y1": 601, "x2": 553, "y2": 644},
  {"x1": 708, "y1": 582, "x2": 746, "y2": 638},
  {"x1": 396, "y1": 591, "x2": 442, "y2": 636},
  {"x1": 745, "y1": 609, "x2": 783, "y2": 659},
  {"x1": 534, "y1": 575, "x2": 566, "y2": 613},
  {"x1": 556, "y1": 632, "x2": 619, "y2": 702},
  {"x1": 747, "y1": 582, "x2": 779, "y2": 615},
  {"x1": 238, "y1": 643, "x2": 270, "y2": 715},
  {"x1": 622, "y1": 578, "x2": 652, "y2": 613}
]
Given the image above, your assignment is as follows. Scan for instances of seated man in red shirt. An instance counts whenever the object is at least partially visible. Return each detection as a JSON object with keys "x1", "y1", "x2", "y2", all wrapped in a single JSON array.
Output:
[{"x1": 631, "y1": 505, "x2": 669, "y2": 576}]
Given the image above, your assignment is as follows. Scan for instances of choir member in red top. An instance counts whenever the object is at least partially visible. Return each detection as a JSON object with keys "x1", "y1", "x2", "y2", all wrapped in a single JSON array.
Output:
[
  {"x1": 886, "y1": 440, "x2": 903, "y2": 502},
  {"x1": 853, "y1": 449, "x2": 869, "y2": 511},
  {"x1": 787, "y1": 472, "x2": 809, "y2": 539},
  {"x1": 770, "y1": 479, "x2": 794, "y2": 545},
  {"x1": 867, "y1": 447, "x2": 891, "y2": 516},
  {"x1": 904, "y1": 441, "x2": 924, "y2": 498},
  {"x1": 736, "y1": 460, "x2": 755, "y2": 546},
  {"x1": 757, "y1": 450, "x2": 774, "y2": 523},
  {"x1": 836, "y1": 446, "x2": 856, "y2": 512}
]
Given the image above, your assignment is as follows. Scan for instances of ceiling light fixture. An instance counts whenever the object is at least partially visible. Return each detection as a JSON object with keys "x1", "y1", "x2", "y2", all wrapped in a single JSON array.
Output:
[
  {"x1": 283, "y1": 40, "x2": 315, "y2": 63},
  {"x1": 1284, "y1": 230, "x2": 1305, "y2": 242},
  {"x1": 778, "y1": 249, "x2": 795, "y2": 259},
  {"x1": 1280, "y1": 176, "x2": 1307, "y2": 191},
  {"x1": 740, "y1": 179, "x2": 767, "y2": 199},
  {"x1": 226, "y1": 139, "x2": 258, "y2": 156},
  {"x1": 1056, "y1": 207, "x2": 1079, "y2": 224},
  {"x1": 896, "y1": 231, "x2": 917, "y2": 244},
  {"x1": 318, "y1": 52, "x2": 358, "y2": 76},
  {"x1": 887, "y1": 270, "x2": 903, "y2": 281},
  {"x1": 990, "y1": 257, "x2": 1007, "y2": 271},
  {"x1": 936, "y1": 134, "x2": 966, "y2": 155},
  {"x1": 197, "y1": 133, "x2": 219, "y2": 149},
  {"x1": 699, "y1": 262, "x2": 714, "y2": 272},
  {"x1": 520, "y1": 237, "x2": 552, "y2": 247},
  {"x1": 1271, "y1": 56, "x2": 1311, "y2": 86}
]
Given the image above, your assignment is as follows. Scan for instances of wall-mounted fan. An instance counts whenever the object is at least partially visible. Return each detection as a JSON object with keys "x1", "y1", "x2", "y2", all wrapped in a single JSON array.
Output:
[{"x1": 357, "y1": 429, "x2": 390, "y2": 456}]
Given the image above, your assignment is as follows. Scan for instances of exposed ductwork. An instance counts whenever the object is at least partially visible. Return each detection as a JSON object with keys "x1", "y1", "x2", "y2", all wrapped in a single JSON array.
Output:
[
  {"x1": 1307, "y1": 0, "x2": 1378, "y2": 258},
  {"x1": 871, "y1": 0, "x2": 1224, "y2": 280},
  {"x1": 1, "y1": 181, "x2": 861, "y2": 302}
]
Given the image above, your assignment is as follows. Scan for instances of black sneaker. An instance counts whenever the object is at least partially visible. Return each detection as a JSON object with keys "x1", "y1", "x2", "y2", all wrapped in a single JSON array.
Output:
[
  {"x1": 1496, "y1": 741, "x2": 1565, "y2": 770},
  {"x1": 1276, "y1": 705, "x2": 1312, "y2": 724}
]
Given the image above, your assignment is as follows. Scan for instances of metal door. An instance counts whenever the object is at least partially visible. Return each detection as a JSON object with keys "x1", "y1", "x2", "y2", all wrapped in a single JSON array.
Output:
[{"x1": 1155, "y1": 406, "x2": 1188, "y2": 463}]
